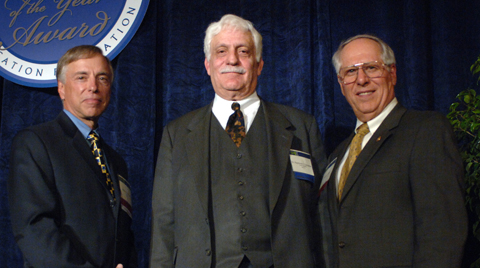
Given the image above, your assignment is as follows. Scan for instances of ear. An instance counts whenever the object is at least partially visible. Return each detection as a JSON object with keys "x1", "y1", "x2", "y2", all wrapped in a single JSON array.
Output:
[
  {"x1": 389, "y1": 64, "x2": 397, "y2": 86},
  {"x1": 58, "y1": 81, "x2": 65, "y2": 100},
  {"x1": 257, "y1": 58, "x2": 264, "y2": 76},
  {"x1": 337, "y1": 76, "x2": 346, "y2": 96},
  {"x1": 204, "y1": 58, "x2": 211, "y2": 76}
]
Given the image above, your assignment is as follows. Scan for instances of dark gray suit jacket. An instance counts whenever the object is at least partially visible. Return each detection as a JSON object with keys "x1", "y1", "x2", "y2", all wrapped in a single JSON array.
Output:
[
  {"x1": 150, "y1": 99, "x2": 327, "y2": 268},
  {"x1": 325, "y1": 104, "x2": 467, "y2": 267},
  {"x1": 8, "y1": 112, "x2": 136, "y2": 268}
]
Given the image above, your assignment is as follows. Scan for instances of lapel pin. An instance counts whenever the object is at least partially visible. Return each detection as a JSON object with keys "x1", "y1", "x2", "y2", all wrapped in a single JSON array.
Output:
[{"x1": 376, "y1": 136, "x2": 382, "y2": 142}]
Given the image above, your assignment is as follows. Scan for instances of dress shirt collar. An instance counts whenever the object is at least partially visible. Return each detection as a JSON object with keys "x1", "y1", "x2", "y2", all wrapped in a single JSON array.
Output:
[
  {"x1": 212, "y1": 91, "x2": 261, "y2": 133},
  {"x1": 63, "y1": 109, "x2": 99, "y2": 140},
  {"x1": 336, "y1": 98, "x2": 399, "y2": 188},
  {"x1": 355, "y1": 97, "x2": 398, "y2": 135}
]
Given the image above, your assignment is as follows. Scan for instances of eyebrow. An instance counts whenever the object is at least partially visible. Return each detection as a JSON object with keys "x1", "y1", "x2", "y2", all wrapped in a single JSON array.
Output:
[
  {"x1": 73, "y1": 71, "x2": 88, "y2": 77},
  {"x1": 214, "y1": 43, "x2": 250, "y2": 49},
  {"x1": 96, "y1": 71, "x2": 111, "y2": 77},
  {"x1": 73, "y1": 71, "x2": 111, "y2": 77}
]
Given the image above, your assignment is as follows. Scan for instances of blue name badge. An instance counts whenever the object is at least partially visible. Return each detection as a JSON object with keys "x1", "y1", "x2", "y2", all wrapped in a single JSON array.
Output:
[{"x1": 290, "y1": 149, "x2": 315, "y2": 184}]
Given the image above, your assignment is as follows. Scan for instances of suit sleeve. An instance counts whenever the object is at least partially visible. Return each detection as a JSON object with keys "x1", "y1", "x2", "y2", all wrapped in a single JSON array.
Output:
[
  {"x1": 409, "y1": 114, "x2": 467, "y2": 267},
  {"x1": 150, "y1": 125, "x2": 175, "y2": 268},
  {"x1": 8, "y1": 130, "x2": 96, "y2": 267},
  {"x1": 307, "y1": 116, "x2": 329, "y2": 268},
  {"x1": 308, "y1": 116, "x2": 328, "y2": 191}
]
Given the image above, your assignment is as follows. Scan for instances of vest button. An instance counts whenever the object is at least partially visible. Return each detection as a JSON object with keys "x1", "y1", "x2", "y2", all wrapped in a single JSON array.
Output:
[
  {"x1": 237, "y1": 167, "x2": 244, "y2": 173},
  {"x1": 238, "y1": 195, "x2": 244, "y2": 200},
  {"x1": 338, "y1": 242, "x2": 346, "y2": 248},
  {"x1": 236, "y1": 153, "x2": 242, "y2": 159},
  {"x1": 241, "y1": 228, "x2": 247, "y2": 233},
  {"x1": 240, "y1": 211, "x2": 246, "y2": 216},
  {"x1": 238, "y1": 181, "x2": 244, "y2": 186},
  {"x1": 242, "y1": 245, "x2": 248, "y2": 251},
  {"x1": 110, "y1": 200, "x2": 115, "y2": 207},
  {"x1": 205, "y1": 249, "x2": 212, "y2": 256}
]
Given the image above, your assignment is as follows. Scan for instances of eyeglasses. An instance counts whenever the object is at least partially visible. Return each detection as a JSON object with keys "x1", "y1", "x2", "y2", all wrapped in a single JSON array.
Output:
[{"x1": 338, "y1": 61, "x2": 390, "y2": 85}]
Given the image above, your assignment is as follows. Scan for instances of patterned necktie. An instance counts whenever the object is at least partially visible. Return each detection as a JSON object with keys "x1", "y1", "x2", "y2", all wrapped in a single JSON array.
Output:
[
  {"x1": 87, "y1": 132, "x2": 116, "y2": 201},
  {"x1": 338, "y1": 123, "x2": 369, "y2": 201},
  {"x1": 225, "y1": 102, "x2": 246, "y2": 147}
]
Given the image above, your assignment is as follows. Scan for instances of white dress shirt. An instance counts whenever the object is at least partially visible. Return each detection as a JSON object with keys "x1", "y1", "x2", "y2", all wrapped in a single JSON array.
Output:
[{"x1": 212, "y1": 91, "x2": 261, "y2": 133}]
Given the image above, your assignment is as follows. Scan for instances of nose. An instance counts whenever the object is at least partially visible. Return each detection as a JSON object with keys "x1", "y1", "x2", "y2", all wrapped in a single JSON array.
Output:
[
  {"x1": 87, "y1": 78, "x2": 98, "y2": 92},
  {"x1": 356, "y1": 67, "x2": 370, "y2": 86},
  {"x1": 226, "y1": 50, "x2": 239, "y2": 65}
]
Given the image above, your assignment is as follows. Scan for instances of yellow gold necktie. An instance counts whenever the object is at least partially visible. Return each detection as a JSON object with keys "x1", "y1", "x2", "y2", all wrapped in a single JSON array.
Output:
[
  {"x1": 87, "y1": 132, "x2": 116, "y2": 201},
  {"x1": 338, "y1": 123, "x2": 369, "y2": 201}
]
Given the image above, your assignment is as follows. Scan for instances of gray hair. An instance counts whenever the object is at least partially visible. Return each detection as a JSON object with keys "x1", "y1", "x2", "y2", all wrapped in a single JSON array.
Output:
[
  {"x1": 332, "y1": 34, "x2": 396, "y2": 74},
  {"x1": 56, "y1": 45, "x2": 113, "y2": 83},
  {"x1": 204, "y1": 14, "x2": 262, "y2": 62}
]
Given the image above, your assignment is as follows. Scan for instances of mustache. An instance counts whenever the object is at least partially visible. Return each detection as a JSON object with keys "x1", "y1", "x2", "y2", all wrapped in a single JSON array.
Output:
[{"x1": 220, "y1": 66, "x2": 246, "y2": 74}]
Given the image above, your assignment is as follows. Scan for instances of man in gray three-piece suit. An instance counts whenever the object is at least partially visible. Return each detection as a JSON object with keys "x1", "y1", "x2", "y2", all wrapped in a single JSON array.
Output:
[
  {"x1": 150, "y1": 14, "x2": 327, "y2": 268},
  {"x1": 322, "y1": 34, "x2": 467, "y2": 267}
]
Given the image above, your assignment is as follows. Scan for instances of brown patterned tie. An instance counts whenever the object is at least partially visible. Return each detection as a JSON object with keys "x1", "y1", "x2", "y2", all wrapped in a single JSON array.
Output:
[
  {"x1": 87, "y1": 132, "x2": 116, "y2": 201},
  {"x1": 338, "y1": 123, "x2": 369, "y2": 201},
  {"x1": 225, "y1": 102, "x2": 246, "y2": 147}
]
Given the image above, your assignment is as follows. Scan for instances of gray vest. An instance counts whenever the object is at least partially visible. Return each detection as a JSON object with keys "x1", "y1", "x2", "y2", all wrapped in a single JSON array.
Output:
[{"x1": 210, "y1": 107, "x2": 273, "y2": 267}]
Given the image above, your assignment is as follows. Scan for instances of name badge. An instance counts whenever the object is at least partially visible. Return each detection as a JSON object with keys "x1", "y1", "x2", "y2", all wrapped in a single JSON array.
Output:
[
  {"x1": 290, "y1": 149, "x2": 315, "y2": 184},
  {"x1": 320, "y1": 158, "x2": 337, "y2": 193},
  {"x1": 118, "y1": 175, "x2": 133, "y2": 219}
]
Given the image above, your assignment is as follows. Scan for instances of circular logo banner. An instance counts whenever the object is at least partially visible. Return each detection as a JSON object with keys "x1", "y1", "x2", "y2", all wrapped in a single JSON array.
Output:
[{"x1": 0, "y1": 0, "x2": 149, "y2": 88}]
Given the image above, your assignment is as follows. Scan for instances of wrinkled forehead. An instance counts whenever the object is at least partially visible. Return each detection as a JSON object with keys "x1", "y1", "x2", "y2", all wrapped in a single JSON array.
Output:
[
  {"x1": 212, "y1": 27, "x2": 255, "y2": 48},
  {"x1": 340, "y1": 38, "x2": 383, "y2": 66}
]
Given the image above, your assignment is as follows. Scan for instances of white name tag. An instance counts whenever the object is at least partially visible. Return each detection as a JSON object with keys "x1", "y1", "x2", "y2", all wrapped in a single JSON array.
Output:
[
  {"x1": 290, "y1": 149, "x2": 315, "y2": 184},
  {"x1": 118, "y1": 175, "x2": 133, "y2": 219}
]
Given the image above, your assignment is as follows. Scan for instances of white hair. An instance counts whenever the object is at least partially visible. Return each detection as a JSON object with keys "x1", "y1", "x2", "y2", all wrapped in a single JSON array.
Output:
[
  {"x1": 204, "y1": 14, "x2": 262, "y2": 62},
  {"x1": 332, "y1": 34, "x2": 396, "y2": 74}
]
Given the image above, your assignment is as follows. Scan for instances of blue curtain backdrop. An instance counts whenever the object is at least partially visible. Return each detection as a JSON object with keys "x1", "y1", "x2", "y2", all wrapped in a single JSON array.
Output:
[{"x1": 1, "y1": 0, "x2": 480, "y2": 267}]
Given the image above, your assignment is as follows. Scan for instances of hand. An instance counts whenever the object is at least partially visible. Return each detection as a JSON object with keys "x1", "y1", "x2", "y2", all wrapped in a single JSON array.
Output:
[{"x1": 116, "y1": 264, "x2": 123, "y2": 268}]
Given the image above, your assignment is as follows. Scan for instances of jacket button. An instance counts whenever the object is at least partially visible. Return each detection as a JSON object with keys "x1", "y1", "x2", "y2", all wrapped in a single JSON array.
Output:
[
  {"x1": 206, "y1": 249, "x2": 212, "y2": 256},
  {"x1": 338, "y1": 242, "x2": 346, "y2": 248},
  {"x1": 236, "y1": 153, "x2": 242, "y2": 159}
]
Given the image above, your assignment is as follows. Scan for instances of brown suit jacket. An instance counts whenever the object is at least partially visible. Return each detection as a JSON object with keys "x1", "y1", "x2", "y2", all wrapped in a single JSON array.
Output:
[{"x1": 325, "y1": 104, "x2": 467, "y2": 267}]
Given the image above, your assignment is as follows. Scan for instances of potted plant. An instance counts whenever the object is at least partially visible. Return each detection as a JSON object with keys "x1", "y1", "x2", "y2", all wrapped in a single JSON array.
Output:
[{"x1": 448, "y1": 56, "x2": 480, "y2": 268}]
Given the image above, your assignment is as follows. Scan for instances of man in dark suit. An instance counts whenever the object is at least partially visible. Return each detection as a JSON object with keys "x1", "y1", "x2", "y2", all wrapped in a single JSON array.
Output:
[
  {"x1": 323, "y1": 34, "x2": 467, "y2": 267},
  {"x1": 150, "y1": 14, "x2": 327, "y2": 268},
  {"x1": 8, "y1": 45, "x2": 136, "y2": 268}
]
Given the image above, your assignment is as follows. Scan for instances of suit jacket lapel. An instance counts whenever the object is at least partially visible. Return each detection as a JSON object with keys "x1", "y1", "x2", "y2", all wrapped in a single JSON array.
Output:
[
  {"x1": 73, "y1": 131, "x2": 105, "y2": 180},
  {"x1": 340, "y1": 104, "x2": 407, "y2": 202},
  {"x1": 101, "y1": 142, "x2": 122, "y2": 214},
  {"x1": 56, "y1": 112, "x2": 105, "y2": 181},
  {"x1": 327, "y1": 134, "x2": 353, "y2": 209},
  {"x1": 184, "y1": 104, "x2": 213, "y2": 214},
  {"x1": 57, "y1": 112, "x2": 118, "y2": 208},
  {"x1": 261, "y1": 101, "x2": 294, "y2": 213}
]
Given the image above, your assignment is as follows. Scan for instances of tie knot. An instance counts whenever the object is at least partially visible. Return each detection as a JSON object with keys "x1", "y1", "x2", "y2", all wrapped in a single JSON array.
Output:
[
  {"x1": 231, "y1": 102, "x2": 240, "y2": 111},
  {"x1": 356, "y1": 123, "x2": 370, "y2": 136},
  {"x1": 87, "y1": 131, "x2": 99, "y2": 143}
]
